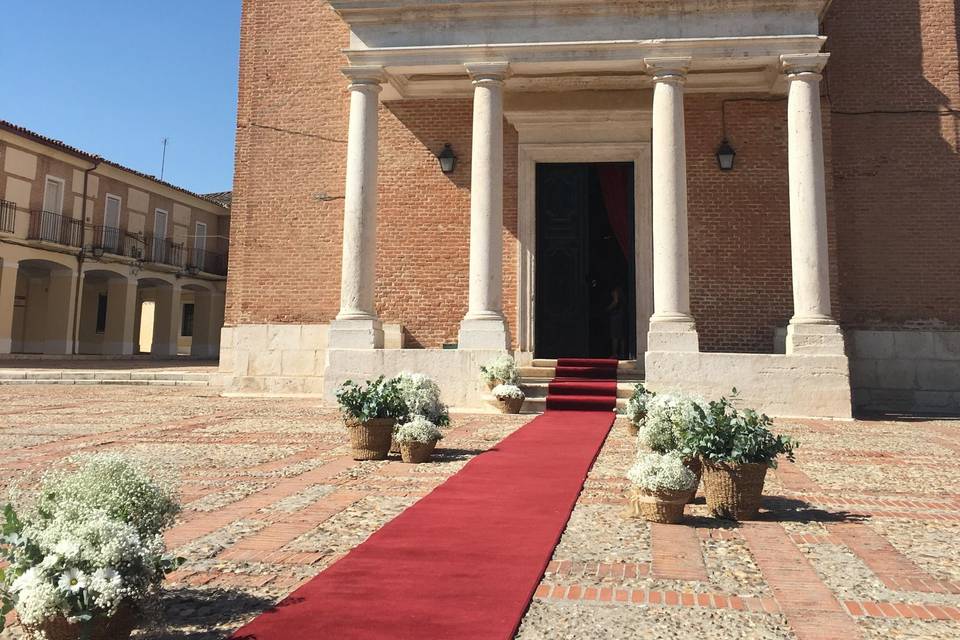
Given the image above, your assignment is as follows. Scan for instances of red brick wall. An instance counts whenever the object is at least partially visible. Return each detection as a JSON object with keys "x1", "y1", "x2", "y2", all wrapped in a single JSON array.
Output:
[
  {"x1": 825, "y1": 0, "x2": 960, "y2": 329},
  {"x1": 228, "y1": 0, "x2": 958, "y2": 352}
]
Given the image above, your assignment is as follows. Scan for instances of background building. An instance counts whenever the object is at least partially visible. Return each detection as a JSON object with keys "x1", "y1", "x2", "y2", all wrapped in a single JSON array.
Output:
[
  {"x1": 220, "y1": 0, "x2": 960, "y2": 417},
  {"x1": 0, "y1": 121, "x2": 230, "y2": 359}
]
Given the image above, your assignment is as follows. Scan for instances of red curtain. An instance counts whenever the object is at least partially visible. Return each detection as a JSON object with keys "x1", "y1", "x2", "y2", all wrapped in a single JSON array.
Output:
[{"x1": 597, "y1": 165, "x2": 630, "y2": 260}]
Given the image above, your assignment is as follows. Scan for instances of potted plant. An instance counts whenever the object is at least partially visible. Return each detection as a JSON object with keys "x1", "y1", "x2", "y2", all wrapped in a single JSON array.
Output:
[
  {"x1": 394, "y1": 416, "x2": 444, "y2": 464},
  {"x1": 336, "y1": 376, "x2": 407, "y2": 461},
  {"x1": 680, "y1": 393, "x2": 797, "y2": 521},
  {"x1": 389, "y1": 372, "x2": 450, "y2": 454},
  {"x1": 491, "y1": 384, "x2": 525, "y2": 414},
  {"x1": 637, "y1": 392, "x2": 707, "y2": 502},
  {"x1": 0, "y1": 454, "x2": 182, "y2": 640},
  {"x1": 624, "y1": 383, "x2": 654, "y2": 436},
  {"x1": 479, "y1": 354, "x2": 520, "y2": 391},
  {"x1": 625, "y1": 452, "x2": 698, "y2": 524}
]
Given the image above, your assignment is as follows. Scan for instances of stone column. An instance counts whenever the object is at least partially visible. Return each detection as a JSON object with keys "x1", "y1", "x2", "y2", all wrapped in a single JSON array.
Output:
[
  {"x1": 104, "y1": 278, "x2": 138, "y2": 355},
  {"x1": 329, "y1": 66, "x2": 386, "y2": 350},
  {"x1": 646, "y1": 58, "x2": 699, "y2": 352},
  {"x1": 0, "y1": 260, "x2": 19, "y2": 354},
  {"x1": 45, "y1": 269, "x2": 78, "y2": 355},
  {"x1": 782, "y1": 54, "x2": 845, "y2": 355},
  {"x1": 151, "y1": 284, "x2": 181, "y2": 357},
  {"x1": 458, "y1": 62, "x2": 510, "y2": 350}
]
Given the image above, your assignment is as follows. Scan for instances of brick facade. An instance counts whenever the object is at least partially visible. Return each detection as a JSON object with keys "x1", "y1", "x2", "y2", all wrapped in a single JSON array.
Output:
[{"x1": 227, "y1": 0, "x2": 959, "y2": 353}]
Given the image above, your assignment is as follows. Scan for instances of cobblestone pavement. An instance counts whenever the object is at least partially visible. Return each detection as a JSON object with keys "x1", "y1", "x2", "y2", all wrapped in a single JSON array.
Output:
[{"x1": 1, "y1": 386, "x2": 959, "y2": 639}]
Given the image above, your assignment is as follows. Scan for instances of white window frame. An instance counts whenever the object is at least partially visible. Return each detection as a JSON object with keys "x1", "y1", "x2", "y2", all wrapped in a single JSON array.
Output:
[
  {"x1": 42, "y1": 176, "x2": 66, "y2": 215},
  {"x1": 103, "y1": 194, "x2": 122, "y2": 252},
  {"x1": 153, "y1": 208, "x2": 168, "y2": 239}
]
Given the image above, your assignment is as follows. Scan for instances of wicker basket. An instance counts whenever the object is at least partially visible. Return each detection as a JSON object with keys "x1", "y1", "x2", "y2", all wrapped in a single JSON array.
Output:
[
  {"x1": 389, "y1": 438, "x2": 401, "y2": 456},
  {"x1": 626, "y1": 421, "x2": 640, "y2": 437},
  {"x1": 683, "y1": 457, "x2": 703, "y2": 504},
  {"x1": 347, "y1": 418, "x2": 395, "y2": 461},
  {"x1": 24, "y1": 604, "x2": 137, "y2": 640},
  {"x1": 400, "y1": 440, "x2": 437, "y2": 464},
  {"x1": 495, "y1": 397, "x2": 524, "y2": 414},
  {"x1": 702, "y1": 461, "x2": 768, "y2": 521},
  {"x1": 625, "y1": 487, "x2": 688, "y2": 524}
]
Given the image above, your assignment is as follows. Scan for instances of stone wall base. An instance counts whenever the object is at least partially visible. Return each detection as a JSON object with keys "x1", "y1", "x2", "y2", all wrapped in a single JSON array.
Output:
[
  {"x1": 850, "y1": 330, "x2": 960, "y2": 416},
  {"x1": 645, "y1": 351, "x2": 853, "y2": 419},
  {"x1": 217, "y1": 324, "x2": 328, "y2": 396},
  {"x1": 324, "y1": 348, "x2": 506, "y2": 409}
]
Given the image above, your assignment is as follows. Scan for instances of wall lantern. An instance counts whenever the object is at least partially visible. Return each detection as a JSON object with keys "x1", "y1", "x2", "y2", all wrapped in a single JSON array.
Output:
[
  {"x1": 437, "y1": 143, "x2": 457, "y2": 174},
  {"x1": 716, "y1": 138, "x2": 737, "y2": 171}
]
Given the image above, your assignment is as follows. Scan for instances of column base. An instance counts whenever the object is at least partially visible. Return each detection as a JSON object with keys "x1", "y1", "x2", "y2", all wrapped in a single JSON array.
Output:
[
  {"x1": 458, "y1": 316, "x2": 509, "y2": 350},
  {"x1": 647, "y1": 320, "x2": 699, "y2": 352},
  {"x1": 786, "y1": 321, "x2": 846, "y2": 355},
  {"x1": 329, "y1": 317, "x2": 384, "y2": 349}
]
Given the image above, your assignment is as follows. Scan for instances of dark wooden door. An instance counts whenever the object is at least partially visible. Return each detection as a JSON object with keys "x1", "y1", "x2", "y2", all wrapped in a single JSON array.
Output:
[{"x1": 535, "y1": 164, "x2": 590, "y2": 358}]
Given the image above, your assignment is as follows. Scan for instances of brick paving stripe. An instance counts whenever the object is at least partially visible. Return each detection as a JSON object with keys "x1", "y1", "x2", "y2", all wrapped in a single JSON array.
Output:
[
  {"x1": 650, "y1": 523, "x2": 709, "y2": 582},
  {"x1": 741, "y1": 522, "x2": 863, "y2": 640}
]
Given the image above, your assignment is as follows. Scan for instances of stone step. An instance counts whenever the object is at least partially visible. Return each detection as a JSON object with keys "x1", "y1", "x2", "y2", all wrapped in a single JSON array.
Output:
[
  {"x1": 521, "y1": 381, "x2": 637, "y2": 399},
  {"x1": 521, "y1": 396, "x2": 627, "y2": 414},
  {"x1": 0, "y1": 374, "x2": 210, "y2": 387},
  {"x1": 519, "y1": 366, "x2": 644, "y2": 382}
]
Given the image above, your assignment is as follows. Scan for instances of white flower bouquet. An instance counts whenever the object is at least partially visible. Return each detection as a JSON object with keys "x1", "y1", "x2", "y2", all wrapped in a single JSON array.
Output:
[
  {"x1": 626, "y1": 452, "x2": 697, "y2": 524},
  {"x1": 0, "y1": 454, "x2": 181, "y2": 637},
  {"x1": 392, "y1": 372, "x2": 450, "y2": 427},
  {"x1": 627, "y1": 452, "x2": 698, "y2": 494},
  {"x1": 394, "y1": 416, "x2": 444, "y2": 445},
  {"x1": 637, "y1": 392, "x2": 708, "y2": 454},
  {"x1": 479, "y1": 355, "x2": 520, "y2": 387},
  {"x1": 394, "y1": 417, "x2": 444, "y2": 463},
  {"x1": 491, "y1": 384, "x2": 525, "y2": 401}
]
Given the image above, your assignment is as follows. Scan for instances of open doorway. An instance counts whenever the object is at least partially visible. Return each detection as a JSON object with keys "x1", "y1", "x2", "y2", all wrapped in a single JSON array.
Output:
[{"x1": 535, "y1": 162, "x2": 636, "y2": 360}]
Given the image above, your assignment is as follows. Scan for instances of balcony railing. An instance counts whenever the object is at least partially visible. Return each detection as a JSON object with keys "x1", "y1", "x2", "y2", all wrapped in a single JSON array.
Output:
[
  {"x1": 142, "y1": 233, "x2": 184, "y2": 268},
  {"x1": 186, "y1": 246, "x2": 228, "y2": 276},
  {"x1": 28, "y1": 210, "x2": 84, "y2": 248},
  {"x1": 0, "y1": 200, "x2": 14, "y2": 233},
  {"x1": 91, "y1": 225, "x2": 126, "y2": 256}
]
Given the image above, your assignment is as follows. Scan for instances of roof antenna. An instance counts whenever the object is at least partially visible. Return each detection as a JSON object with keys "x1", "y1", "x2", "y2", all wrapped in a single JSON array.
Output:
[{"x1": 160, "y1": 137, "x2": 169, "y2": 180}]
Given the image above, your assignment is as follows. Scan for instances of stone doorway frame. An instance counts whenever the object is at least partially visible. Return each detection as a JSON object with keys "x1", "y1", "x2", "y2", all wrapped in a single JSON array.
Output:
[{"x1": 516, "y1": 141, "x2": 653, "y2": 362}]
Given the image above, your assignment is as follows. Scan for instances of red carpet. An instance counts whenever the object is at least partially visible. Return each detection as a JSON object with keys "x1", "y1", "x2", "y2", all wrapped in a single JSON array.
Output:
[
  {"x1": 232, "y1": 410, "x2": 614, "y2": 640},
  {"x1": 546, "y1": 358, "x2": 619, "y2": 412}
]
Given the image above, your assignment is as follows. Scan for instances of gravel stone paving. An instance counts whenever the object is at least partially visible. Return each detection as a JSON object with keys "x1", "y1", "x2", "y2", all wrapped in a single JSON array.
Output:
[
  {"x1": 516, "y1": 601, "x2": 796, "y2": 639},
  {"x1": 1, "y1": 385, "x2": 959, "y2": 640},
  {"x1": 868, "y1": 519, "x2": 960, "y2": 583}
]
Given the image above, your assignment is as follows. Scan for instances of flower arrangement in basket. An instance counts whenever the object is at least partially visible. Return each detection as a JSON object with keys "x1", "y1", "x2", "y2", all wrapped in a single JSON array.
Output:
[
  {"x1": 336, "y1": 377, "x2": 408, "y2": 461},
  {"x1": 636, "y1": 392, "x2": 708, "y2": 503},
  {"x1": 479, "y1": 355, "x2": 520, "y2": 390},
  {"x1": 679, "y1": 391, "x2": 797, "y2": 521},
  {"x1": 625, "y1": 452, "x2": 698, "y2": 524},
  {"x1": 394, "y1": 417, "x2": 444, "y2": 464},
  {"x1": 491, "y1": 384, "x2": 525, "y2": 414},
  {"x1": 390, "y1": 372, "x2": 450, "y2": 455},
  {"x1": 0, "y1": 454, "x2": 182, "y2": 640},
  {"x1": 623, "y1": 383, "x2": 654, "y2": 436}
]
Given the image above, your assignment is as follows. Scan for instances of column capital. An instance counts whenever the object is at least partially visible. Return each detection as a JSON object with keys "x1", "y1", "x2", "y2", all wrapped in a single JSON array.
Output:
[
  {"x1": 645, "y1": 57, "x2": 691, "y2": 83},
  {"x1": 342, "y1": 65, "x2": 385, "y2": 89},
  {"x1": 465, "y1": 62, "x2": 510, "y2": 85},
  {"x1": 781, "y1": 53, "x2": 830, "y2": 78}
]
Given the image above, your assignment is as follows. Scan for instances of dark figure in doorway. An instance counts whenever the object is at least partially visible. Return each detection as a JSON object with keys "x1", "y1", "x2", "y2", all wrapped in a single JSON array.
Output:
[{"x1": 606, "y1": 283, "x2": 625, "y2": 360}]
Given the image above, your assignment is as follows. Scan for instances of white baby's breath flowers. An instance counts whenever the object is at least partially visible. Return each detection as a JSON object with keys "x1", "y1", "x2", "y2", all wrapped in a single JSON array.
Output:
[
  {"x1": 492, "y1": 384, "x2": 525, "y2": 400},
  {"x1": 394, "y1": 416, "x2": 444, "y2": 445},
  {"x1": 480, "y1": 355, "x2": 520, "y2": 386},
  {"x1": 392, "y1": 372, "x2": 450, "y2": 426},
  {"x1": 637, "y1": 392, "x2": 708, "y2": 453},
  {"x1": 0, "y1": 453, "x2": 182, "y2": 630},
  {"x1": 627, "y1": 452, "x2": 697, "y2": 493}
]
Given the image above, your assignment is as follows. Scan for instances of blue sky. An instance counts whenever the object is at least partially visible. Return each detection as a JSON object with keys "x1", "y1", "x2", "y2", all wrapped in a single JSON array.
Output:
[{"x1": 0, "y1": 1, "x2": 241, "y2": 195}]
